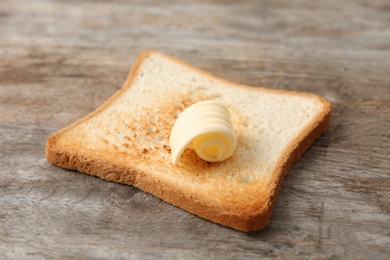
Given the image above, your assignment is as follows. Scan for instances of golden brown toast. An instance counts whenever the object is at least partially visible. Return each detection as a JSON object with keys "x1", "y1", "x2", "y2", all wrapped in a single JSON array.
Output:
[{"x1": 46, "y1": 50, "x2": 331, "y2": 231}]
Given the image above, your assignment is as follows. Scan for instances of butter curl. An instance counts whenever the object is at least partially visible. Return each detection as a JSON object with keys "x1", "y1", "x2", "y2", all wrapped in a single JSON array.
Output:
[{"x1": 169, "y1": 100, "x2": 237, "y2": 164}]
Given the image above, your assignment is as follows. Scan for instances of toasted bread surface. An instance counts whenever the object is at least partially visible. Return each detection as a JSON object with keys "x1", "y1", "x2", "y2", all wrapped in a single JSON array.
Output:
[{"x1": 46, "y1": 50, "x2": 331, "y2": 231}]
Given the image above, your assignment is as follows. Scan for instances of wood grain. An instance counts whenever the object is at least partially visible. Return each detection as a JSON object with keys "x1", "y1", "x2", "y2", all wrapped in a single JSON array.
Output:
[{"x1": 1, "y1": 0, "x2": 389, "y2": 259}]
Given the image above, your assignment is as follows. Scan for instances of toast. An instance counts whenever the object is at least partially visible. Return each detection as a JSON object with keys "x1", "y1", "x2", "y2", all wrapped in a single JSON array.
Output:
[{"x1": 46, "y1": 50, "x2": 331, "y2": 232}]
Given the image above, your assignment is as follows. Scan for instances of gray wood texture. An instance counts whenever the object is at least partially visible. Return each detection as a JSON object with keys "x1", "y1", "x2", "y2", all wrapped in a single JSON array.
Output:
[{"x1": 1, "y1": 0, "x2": 389, "y2": 259}]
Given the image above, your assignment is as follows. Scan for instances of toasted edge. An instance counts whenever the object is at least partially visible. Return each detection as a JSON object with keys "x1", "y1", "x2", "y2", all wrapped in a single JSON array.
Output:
[{"x1": 46, "y1": 50, "x2": 331, "y2": 232}]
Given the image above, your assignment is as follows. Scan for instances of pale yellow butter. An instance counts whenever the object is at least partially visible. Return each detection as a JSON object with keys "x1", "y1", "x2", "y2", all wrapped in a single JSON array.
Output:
[{"x1": 169, "y1": 100, "x2": 237, "y2": 164}]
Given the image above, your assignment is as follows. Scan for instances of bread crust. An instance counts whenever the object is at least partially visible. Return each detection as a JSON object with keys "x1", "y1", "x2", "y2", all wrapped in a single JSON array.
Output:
[{"x1": 46, "y1": 50, "x2": 331, "y2": 232}]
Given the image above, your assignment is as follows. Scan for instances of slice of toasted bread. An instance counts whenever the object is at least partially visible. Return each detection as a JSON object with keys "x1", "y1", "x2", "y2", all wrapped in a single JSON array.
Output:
[{"x1": 46, "y1": 50, "x2": 331, "y2": 232}]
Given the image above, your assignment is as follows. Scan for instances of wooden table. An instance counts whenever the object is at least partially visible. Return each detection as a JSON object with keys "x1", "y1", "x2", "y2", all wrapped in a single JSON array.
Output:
[{"x1": 1, "y1": 0, "x2": 389, "y2": 259}]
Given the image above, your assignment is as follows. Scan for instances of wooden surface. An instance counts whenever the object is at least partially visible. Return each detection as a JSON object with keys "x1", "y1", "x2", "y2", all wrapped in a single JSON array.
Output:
[{"x1": 1, "y1": 0, "x2": 389, "y2": 259}]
